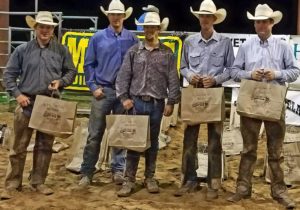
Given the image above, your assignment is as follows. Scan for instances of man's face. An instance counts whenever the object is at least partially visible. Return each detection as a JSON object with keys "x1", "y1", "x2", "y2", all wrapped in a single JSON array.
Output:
[
  {"x1": 199, "y1": 14, "x2": 216, "y2": 30},
  {"x1": 35, "y1": 23, "x2": 54, "y2": 43},
  {"x1": 108, "y1": 13, "x2": 125, "y2": 28},
  {"x1": 143, "y1": 25, "x2": 160, "y2": 42},
  {"x1": 254, "y1": 19, "x2": 274, "y2": 38}
]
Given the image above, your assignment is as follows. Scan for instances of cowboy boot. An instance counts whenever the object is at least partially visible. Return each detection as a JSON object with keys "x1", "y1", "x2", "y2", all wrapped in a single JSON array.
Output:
[{"x1": 30, "y1": 132, "x2": 54, "y2": 195}]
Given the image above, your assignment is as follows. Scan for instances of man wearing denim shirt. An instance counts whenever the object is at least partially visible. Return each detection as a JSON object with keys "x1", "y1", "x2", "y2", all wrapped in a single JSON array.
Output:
[
  {"x1": 79, "y1": 0, "x2": 138, "y2": 187},
  {"x1": 174, "y1": 0, "x2": 234, "y2": 200},
  {"x1": 227, "y1": 4, "x2": 300, "y2": 209},
  {"x1": 116, "y1": 9, "x2": 180, "y2": 197}
]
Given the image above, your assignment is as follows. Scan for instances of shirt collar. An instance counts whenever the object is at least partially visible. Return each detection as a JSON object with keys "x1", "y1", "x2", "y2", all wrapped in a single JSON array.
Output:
[
  {"x1": 199, "y1": 30, "x2": 219, "y2": 43},
  {"x1": 255, "y1": 34, "x2": 274, "y2": 46},
  {"x1": 138, "y1": 41, "x2": 162, "y2": 51},
  {"x1": 107, "y1": 25, "x2": 124, "y2": 37}
]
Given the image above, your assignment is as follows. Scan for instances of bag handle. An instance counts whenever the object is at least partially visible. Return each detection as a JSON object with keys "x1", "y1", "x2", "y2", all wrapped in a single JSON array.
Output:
[{"x1": 51, "y1": 90, "x2": 61, "y2": 99}]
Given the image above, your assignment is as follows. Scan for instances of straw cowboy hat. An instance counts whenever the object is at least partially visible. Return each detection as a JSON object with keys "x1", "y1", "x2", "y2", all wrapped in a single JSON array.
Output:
[
  {"x1": 135, "y1": 11, "x2": 169, "y2": 31},
  {"x1": 26, "y1": 11, "x2": 58, "y2": 29},
  {"x1": 190, "y1": 0, "x2": 227, "y2": 24},
  {"x1": 100, "y1": 0, "x2": 132, "y2": 20},
  {"x1": 247, "y1": 4, "x2": 282, "y2": 24}
]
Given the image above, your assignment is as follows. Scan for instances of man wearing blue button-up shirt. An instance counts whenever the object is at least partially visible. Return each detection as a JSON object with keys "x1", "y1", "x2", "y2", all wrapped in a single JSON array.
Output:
[
  {"x1": 79, "y1": 0, "x2": 138, "y2": 187},
  {"x1": 174, "y1": 0, "x2": 234, "y2": 200},
  {"x1": 227, "y1": 4, "x2": 299, "y2": 209}
]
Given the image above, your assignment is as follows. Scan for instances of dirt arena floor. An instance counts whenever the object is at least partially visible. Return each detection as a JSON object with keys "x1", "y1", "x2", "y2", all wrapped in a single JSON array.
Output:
[{"x1": 0, "y1": 106, "x2": 299, "y2": 210}]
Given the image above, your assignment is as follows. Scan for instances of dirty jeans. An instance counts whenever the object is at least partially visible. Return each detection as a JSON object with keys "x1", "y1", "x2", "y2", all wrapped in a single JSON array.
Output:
[
  {"x1": 124, "y1": 97, "x2": 165, "y2": 182},
  {"x1": 181, "y1": 122, "x2": 223, "y2": 189},
  {"x1": 236, "y1": 115, "x2": 287, "y2": 196},
  {"x1": 81, "y1": 87, "x2": 126, "y2": 178},
  {"x1": 4, "y1": 105, "x2": 55, "y2": 189}
]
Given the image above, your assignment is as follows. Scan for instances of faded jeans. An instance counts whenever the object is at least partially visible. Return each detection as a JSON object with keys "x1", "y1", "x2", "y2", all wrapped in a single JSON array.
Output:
[{"x1": 80, "y1": 87, "x2": 126, "y2": 178}]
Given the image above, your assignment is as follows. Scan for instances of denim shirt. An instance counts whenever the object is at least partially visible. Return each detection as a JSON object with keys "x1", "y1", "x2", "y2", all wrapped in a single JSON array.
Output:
[{"x1": 180, "y1": 31, "x2": 235, "y2": 85}]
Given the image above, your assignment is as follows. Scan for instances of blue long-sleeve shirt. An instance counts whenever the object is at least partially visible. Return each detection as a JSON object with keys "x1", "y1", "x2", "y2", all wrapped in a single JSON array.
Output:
[
  {"x1": 84, "y1": 26, "x2": 138, "y2": 92},
  {"x1": 230, "y1": 35, "x2": 300, "y2": 84}
]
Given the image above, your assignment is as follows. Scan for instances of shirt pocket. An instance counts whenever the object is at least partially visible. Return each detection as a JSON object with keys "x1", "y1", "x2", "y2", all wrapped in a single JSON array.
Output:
[
  {"x1": 189, "y1": 54, "x2": 201, "y2": 68},
  {"x1": 210, "y1": 52, "x2": 224, "y2": 67}
]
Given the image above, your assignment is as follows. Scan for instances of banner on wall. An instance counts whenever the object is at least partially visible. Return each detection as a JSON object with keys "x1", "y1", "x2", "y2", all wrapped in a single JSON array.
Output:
[{"x1": 62, "y1": 31, "x2": 183, "y2": 91}]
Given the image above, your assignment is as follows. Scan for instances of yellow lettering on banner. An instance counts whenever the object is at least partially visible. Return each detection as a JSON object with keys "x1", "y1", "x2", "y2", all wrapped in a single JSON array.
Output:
[{"x1": 67, "y1": 37, "x2": 89, "y2": 74}]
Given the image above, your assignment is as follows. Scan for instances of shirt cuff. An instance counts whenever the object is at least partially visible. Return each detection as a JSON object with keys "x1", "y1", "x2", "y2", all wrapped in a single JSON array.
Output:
[
  {"x1": 119, "y1": 94, "x2": 130, "y2": 103},
  {"x1": 89, "y1": 83, "x2": 99, "y2": 93},
  {"x1": 274, "y1": 70, "x2": 283, "y2": 79}
]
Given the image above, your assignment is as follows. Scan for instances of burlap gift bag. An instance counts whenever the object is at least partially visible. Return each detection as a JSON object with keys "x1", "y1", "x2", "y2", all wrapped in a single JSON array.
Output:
[
  {"x1": 106, "y1": 114, "x2": 150, "y2": 152},
  {"x1": 181, "y1": 86, "x2": 225, "y2": 124},
  {"x1": 236, "y1": 79, "x2": 287, "y2": 121},
  {"x1": 29, "y1": 95, "x2": 77, "y2": 138}
]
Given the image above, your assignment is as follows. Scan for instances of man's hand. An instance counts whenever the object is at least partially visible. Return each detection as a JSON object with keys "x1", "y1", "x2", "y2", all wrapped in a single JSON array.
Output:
[
  {"x1": 163, "y1": 104, "x2": 174, "y2": 116},
  {"x1": 189, "y1": 74, "x2": 203, "y2": 85},
  {"x1": 122, "y1": 99, "x2": 134, "y2": 110},
  {"x1": 16, "y1": 94, "x2": 30, "y2": 107},
  {"x1": 93, "y1": 88, "x2": 105, "y2": 100},
  {"x1": 263, "y1": 69, "x2": 276, "y2": 81},
  {"x1": 203, "y1": 76, "x2": 216, "y2": 88},
  {"x1": 251, "y1": 69, "x2": 264, "y2": 81},
  {"x1": 48, "y1": 80, "x2": 61, "y2": 90}
]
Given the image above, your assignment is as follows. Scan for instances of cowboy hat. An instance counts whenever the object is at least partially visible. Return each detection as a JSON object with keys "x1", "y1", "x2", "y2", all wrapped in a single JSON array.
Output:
[
  {"x1": 247, "y1": 4, "x2": 282, "y2": 24},
  {"x1": 135, "y1": 12, "x2": 169, "y2": 31},
  {"x1": 100, "y1": 0, "x2": 132, "y2": 20},
  {"x1": 26, "y1": 11, "x2": 58, "y2": 29},
  {"x1": 190, "y1": 0, "x2": 227, "y2": 24},
  {"x1": 142, "y1": 5, "x2": 159, "y2": 13}
]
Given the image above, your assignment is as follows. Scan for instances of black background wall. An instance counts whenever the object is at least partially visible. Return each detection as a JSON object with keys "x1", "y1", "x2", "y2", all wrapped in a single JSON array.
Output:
[{"x1": 9, "y1": 0, "x2": 298, "y2": 34}]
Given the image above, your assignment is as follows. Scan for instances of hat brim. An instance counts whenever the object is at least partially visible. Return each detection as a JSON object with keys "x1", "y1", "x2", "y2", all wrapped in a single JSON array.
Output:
[
  {"x1": 25, "y1": 16, "x2": 58, "y2": 29},
  {"x1": 190, "y1": 7, "x2": 227, "y2": 24},
  {"x1": 246, "y1": 11, "x2": 282, "y2": 24},
  {"x1": 100, "y1": 6, "x2": 132, "y2": 20},
  {"x1": 135, "y1": 17, "x2": 169, "y2": 31}
]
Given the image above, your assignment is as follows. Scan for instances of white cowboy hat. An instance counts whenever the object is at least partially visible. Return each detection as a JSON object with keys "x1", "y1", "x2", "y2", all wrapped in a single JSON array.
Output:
[
  {"x1": 190, "y1": 0, "x2": 227, "y2": 24},
  {"x1": 135, "y1": 12, "x2": 169, "y2": 31},
  {"x1": 247, "y1": 4, "x2": 282, "y2": 24},
  {"x1": 100, "y1": 0, "x2": 132, "y2": 20},
  {"x1": 26, "y1": 11, "x2": 58, "y2": 29}
]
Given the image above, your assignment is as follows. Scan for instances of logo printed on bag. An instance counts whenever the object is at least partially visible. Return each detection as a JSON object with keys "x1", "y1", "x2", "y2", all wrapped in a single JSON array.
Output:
[
  {"x1": 191, "y1": 96, "x2": 208, "y2": 112},
  {"x1": 42, "y1": 102, "x2": 65, "y2": 121},
  {"x1": 120, "y1": 128, "x2": 136, "y2": 137},
  {"x1": 252, "y1": 87, "x2": 269, "y2": 104},
  {"x1": 119, "y1": 118, "x2": 137, "y2": 138}
]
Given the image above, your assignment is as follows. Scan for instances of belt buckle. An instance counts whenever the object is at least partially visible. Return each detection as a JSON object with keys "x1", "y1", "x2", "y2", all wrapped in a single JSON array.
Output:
[{"x1": 141, "y1": 95, "x2": 151, "y2": 102}]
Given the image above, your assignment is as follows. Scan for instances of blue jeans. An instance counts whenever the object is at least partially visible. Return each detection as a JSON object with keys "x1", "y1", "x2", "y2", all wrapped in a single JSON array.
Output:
[
  {"x1": 182, "y1": 122, "x2": 223, "y2": 189},
  {"x1": 81, "y1": 87, "x2": 126, "y2": 178},
  {"x1": 124, "y1": 96, "x2": 165, "y2": 182}
]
